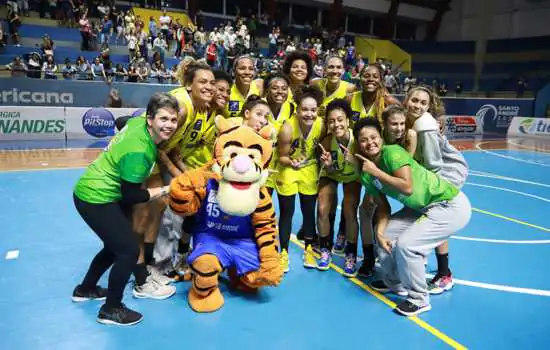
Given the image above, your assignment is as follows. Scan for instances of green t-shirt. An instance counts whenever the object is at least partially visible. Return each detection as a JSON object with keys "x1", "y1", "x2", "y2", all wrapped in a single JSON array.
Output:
[
  {"x1": 74, "y1": 117, "x2": 157, "y2": 204},
  {"x1": 360, "y1": 145, "x2": 459, "y2": 210}
]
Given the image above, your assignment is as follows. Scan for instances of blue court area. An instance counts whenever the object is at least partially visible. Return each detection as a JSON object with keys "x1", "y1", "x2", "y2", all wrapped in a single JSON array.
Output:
[{"x1": 1, "y1": 144, "x2": 550, "y2": 349}]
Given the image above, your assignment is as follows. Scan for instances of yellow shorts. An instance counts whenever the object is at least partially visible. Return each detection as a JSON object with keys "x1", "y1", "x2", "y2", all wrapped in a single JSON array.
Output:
[{"x1": 275, "y1": 163, "x2": 319, "y2": 196}]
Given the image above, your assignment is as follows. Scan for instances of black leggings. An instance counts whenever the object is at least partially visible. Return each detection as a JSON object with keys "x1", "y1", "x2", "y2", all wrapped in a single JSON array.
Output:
[
  {"x1": 278, "y1": 193, "x2": 317, "y2": 250},
  {"x1": 74, "y1": 194, "x2": 140, "y2": 308}
]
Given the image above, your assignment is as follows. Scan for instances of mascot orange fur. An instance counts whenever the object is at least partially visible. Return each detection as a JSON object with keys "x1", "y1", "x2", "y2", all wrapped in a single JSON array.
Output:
[{"x1": 168, "y1": 116, "x2": 283, "y2": 312}]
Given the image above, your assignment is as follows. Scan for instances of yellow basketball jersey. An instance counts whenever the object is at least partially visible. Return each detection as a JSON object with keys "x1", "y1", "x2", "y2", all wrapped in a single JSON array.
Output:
[
  {"x1": 318, "y1": 79, "x2": 353, "y2": 118},
  {"x1": 286, "y1": 115, "x2": 323, "y2": 164},
  {"x1": 164, "y1": 87, "x2": 195, "y2": 152},
  {"x1": 322, "y1": 130, "x2": 360, "y2": 183},
  {"x1": 224, "y1": 80, "x2": 262, "y2": 119},
  {"x1": 178, "y1": 110, "x2": 215, "y2": 169},
  {"x1": 349, "y1": 91, "x2": 377, "y2": 127},
  {"x1": 265, "y1": 101, "x2": 295, "y2": 188}
]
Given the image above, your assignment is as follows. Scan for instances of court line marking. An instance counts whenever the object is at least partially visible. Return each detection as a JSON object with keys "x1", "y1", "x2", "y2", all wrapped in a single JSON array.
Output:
[
  {"x1": 0, "y1": 166, "x2": 88, "y2": 174},
  {"x1": 465, "y1": 182, "x2": 550, "y2": 203},
  {"x1": 425, "y1": 273, "x2": 550, "y2": 297},
  {"x1": 5, "y1": 250, "x2": 19, "y2": 260},
  {"x1": 506, "y1": 139, "x2": 550, "y2": 154},
  {"x1": 451, "y1": 236, "x2": 550, "y2": 244},
  {"x1": 475, "y1": 142, "x2": 550, "y2": 167},
  {"x1": 469, "y1": 170, "x2": 550, "y2": 188},
  {"x1": 472, "y1": 208, "x2": 550, "y2": 232},
  {"x1": 290, "y1": 237, "x2": 467, "y2": 350}
]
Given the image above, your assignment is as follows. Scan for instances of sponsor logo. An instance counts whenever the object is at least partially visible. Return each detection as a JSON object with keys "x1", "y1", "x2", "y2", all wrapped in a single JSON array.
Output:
[
  {"x1": 206, "y1": 221, "x2": 240, "y2": 232},
  {"x1": 82, "y1": 108, "x2": 115, "y2": 138},
  {"x1": 0, "y1": 88, "x2": 74, "y2": 105},
  {"x1": 229, "y1": 101, "x2": 240, "y2": 112},
  {"x1": 351, "y1": 111, "x2": 361, "y2": 122},
  {"x1": 193, "y1": 119, "x2": 203, "y2": 130},
  {"x1": 446, "y1": 115, "x2": 478, "y2": 134},
  {"x1": 518, "y1": 118, "x2": 550, "y2": 135},
  {"x1": 132, "y1": 108, "x2": 145, "y2": 117},
  {"x1": 476, "y1": 104, "x2": 518, "y2": 129},
  {"x1": 0, "y1": 111, "x2": 65, "y2": 134}
]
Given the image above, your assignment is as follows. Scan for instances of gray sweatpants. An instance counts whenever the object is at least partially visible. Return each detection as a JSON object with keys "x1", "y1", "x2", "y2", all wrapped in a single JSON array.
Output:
[{"x1": 378, "y1": 192, "x2": 471, "y2": 306}]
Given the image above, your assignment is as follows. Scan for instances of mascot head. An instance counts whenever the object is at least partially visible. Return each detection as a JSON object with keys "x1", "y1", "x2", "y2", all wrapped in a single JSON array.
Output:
[{"x1": 211, "y1": 116, "x2": 275, "y2": 216}]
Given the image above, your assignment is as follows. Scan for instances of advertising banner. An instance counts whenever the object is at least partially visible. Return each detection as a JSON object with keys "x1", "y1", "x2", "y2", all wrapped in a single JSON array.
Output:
[
  {"x1": 443, "y1": 115, "x2": 484, "y2": 137},
  {"x1": 508, "y1": 117, "x2": 550, "y2": 139},
  {"x1": 2, "y1": 78, "x2": 174, "y2": 107},
  {"x1": 0, "y1": 106, "x2": 66, "y2": 140},
  {"x1": 65, "y1": 107, "x2": 140, "y2": 140}
]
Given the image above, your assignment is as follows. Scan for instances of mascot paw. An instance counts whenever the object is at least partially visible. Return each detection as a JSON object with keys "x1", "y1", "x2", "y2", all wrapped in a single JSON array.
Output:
[
  {"x1": 188, "y1": 287, "x2": 224, "y2": 313},
  {"x1": 228, "y1": 268, "x2": 259, "y2": 293},
  {"x1": 243, "y1": 260, "x2": 283, "y2": 287}
]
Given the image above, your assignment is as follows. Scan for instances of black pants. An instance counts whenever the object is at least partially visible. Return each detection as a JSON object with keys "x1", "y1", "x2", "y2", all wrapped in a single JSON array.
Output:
[
  {"x1": 277, "y1": 193, "x2": 317, "y2": 250},
  {"x1": 73, "y1": 194, "x2": 140, "y2": 308}
]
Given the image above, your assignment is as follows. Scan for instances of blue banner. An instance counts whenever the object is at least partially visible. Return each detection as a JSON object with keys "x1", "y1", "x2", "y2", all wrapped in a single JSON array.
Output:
[
  {"x1": 1, "y1": 78, "x2": 536, "y2": 136},
  {"x1": 0, "y1": 78, "x2": 175, "y2": 108}
]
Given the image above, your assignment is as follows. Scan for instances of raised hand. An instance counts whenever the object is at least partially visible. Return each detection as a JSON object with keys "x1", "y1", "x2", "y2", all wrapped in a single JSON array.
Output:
[
  {"x1": 318, "y1": 144, "x2": 332, "y2": 168},
  {"x1": 354, "y1": 152, "x2": 379, "y2": 175}
]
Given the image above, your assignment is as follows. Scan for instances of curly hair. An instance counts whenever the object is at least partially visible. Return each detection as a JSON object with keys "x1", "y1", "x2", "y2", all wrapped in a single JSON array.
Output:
[
  {"x1": 175, "y1": 57, "x2": 212, "y2": 86},
  {"x1": 239, "y1": 95, "x2": 270, "y2": 119},
  {"x1": 404, "y1": 85, "x2": 446, "y2": 118},
  {"x1": 359, "y1": 63, "x2": 390, "y2": 126},
  {"x1": 294, "y1": 85, "x2": 324, "y2": 108},
  {"x1": 325, "y1": 98, "x2": 353, "y2": 122},
  {"x1": 353, "y1": 116, "x2": 382, "y2": 142},
  {"x1": 282, "y1": 50, "x2": 313, "y2": 84}
]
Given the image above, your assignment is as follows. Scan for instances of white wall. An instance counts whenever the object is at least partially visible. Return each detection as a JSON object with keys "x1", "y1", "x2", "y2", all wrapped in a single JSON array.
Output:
[{"x1": 438, "y1": 0, "x2": 550, "y2": 40}]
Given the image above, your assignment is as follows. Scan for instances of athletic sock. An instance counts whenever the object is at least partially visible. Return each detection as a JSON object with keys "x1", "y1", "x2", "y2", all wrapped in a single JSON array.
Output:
[
  {"x1": 134, "y1": 263, "x2": 149, "y2": 286},
  {"x1": 363, "y1": 244, "x2": 375, "y2": 264},
  {"x1": 319, "y1": 236, "x2": 331, "y2": 250},
  {"x1": 144, "y1": 243, "x2": 154, "y2": 265},
  {"x1": 345, "y1": 242, "x2": 358, "y2": 256},
  {"x1": 436, "y1": 253, "x2": 450, "y2": 276}
]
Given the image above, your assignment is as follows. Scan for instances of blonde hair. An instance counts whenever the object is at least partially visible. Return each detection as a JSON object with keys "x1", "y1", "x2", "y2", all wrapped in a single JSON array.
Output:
[
  {"x1": 175, "y1": 56, "x2": 197, "y2": 85},
  {"x1": 405, "y1": 86, "x2": 446, "y2": 118}
]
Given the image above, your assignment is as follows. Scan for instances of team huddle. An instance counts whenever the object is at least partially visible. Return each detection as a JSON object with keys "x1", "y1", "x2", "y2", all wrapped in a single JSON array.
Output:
[{"x1": 70, "y1": 50, "x2": 471, "y2": 326}]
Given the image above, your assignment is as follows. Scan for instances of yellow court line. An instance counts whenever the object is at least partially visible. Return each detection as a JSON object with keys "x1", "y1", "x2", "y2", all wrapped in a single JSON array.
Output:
[
  {"x1": 472, "y1": 207, "x2": 550, "y2": 232},
  {"x1": 290, "y1": 237, "x2": 468, "y2": 350}
]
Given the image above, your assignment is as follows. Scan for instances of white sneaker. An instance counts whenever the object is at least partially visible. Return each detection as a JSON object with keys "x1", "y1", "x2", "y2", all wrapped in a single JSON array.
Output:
[
  {"x1": 133, "y1": 276, "x2": 176, "y2": 300},
  {"x1": 147, "y1": 265, "x2": 174, "y2": 285}
]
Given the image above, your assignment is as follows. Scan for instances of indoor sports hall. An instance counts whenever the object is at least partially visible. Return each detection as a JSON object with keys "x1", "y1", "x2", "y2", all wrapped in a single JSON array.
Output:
[{"x1": 1, "y1": 135, "x2": 549, "y2": 349}]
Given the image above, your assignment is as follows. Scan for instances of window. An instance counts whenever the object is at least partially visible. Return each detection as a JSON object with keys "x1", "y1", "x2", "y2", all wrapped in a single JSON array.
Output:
[
  {"x1": 199, "y1": 0, "x2": 223, "y2": 14},
  {"x1": 372, "y1": 17, "x2": 386, "y2": 37},
  {"x1": 347, "y1": 13, "x2": 371, "y2": 35},
  {"x1": 396, "y1": 21, "x2": 417, "y2": 40}
]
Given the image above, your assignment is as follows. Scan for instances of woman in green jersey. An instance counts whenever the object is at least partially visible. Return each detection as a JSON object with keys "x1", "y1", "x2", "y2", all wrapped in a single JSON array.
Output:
[
  {"x1": 72, "y1": 93, "x2": 180, "y2": 326},
  {"x1": 353, "y1": 117, "x2": 471, "y2": 317}
]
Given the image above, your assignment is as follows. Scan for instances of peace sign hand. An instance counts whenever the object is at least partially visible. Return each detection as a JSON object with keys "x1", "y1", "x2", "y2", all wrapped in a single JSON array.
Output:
[
  {"x1": 318, "y1": 144, "x2": 332, "y2": 168},
  {"x1": 339, "y1": 144, "x2": 358, "y2": 165}
]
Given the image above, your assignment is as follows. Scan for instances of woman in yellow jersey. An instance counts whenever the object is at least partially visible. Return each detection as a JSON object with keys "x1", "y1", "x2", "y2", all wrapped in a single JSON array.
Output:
[
  {"x1": 225, "y1": 55, "x2": 264, "y2": 119},
  {"x1": 282, "y1": 51, "x2": 314, "y2": 104},
  {"x1": 133, "y1": 61, "x2": 215, "y2": 282},
  {"x1": 348, "y1": 64, "x2": 400, "y2": 127},
  {"x1": 276, "y1": 85, "x2": 325, "y2": 270},
  {"x1": 263, "y1": 74, "x2": 294, "y2": 197},
  {"x1": 317, "y1": 99, "x2": 362, "y2": 277},
  {"x1": 312, "y1": 55, "x2": 356, "y2": 119},
  {"x1": 311, "y1": 55, "x2": 356, "y2": 250}
]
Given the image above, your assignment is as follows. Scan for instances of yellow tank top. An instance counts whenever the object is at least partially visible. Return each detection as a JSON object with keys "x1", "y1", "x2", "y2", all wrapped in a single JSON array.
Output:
[
  {"x1": 225, "y1": 80, "x2": 262, "y2": 119},
  {"x1": 324, "y1": 130, "x2": 360, "y2": 183},
  {"x1": 318, "y1": 79, "x2": 353, "y2": 118},
  {"x1": 179, "y1": 109, "x2": 215, "y2": 169},
  {"x1": 267, "y1": 101, "x2": 295, "y2": 169},
  {"x1": 349, "y1": 91, "x2": 377, "y2": 127},
  {"x1": 287, "y1": 115, "x2": 323, "y2": 164},
  {"x1": 164, "y1": 87, "x2": 195, "y2": 152}
]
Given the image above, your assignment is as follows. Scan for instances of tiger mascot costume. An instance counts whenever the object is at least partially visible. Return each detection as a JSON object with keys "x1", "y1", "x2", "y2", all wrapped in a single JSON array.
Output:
[{"x1": 169, "y1": 116, "x2": 283, "y2": 313}]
